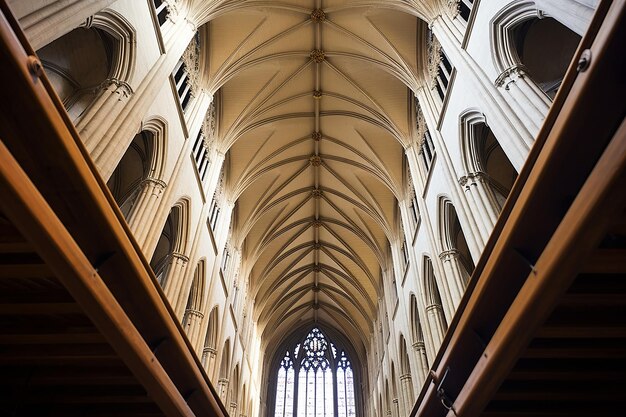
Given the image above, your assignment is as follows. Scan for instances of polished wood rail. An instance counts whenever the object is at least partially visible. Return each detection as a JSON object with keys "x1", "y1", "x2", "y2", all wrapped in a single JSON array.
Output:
[
  {"x1": 0, "y1": 1, "x2": 227, "y2": 416},
  {"x1": 411, "y1": 1, "x2": 626, "y2": 416}
]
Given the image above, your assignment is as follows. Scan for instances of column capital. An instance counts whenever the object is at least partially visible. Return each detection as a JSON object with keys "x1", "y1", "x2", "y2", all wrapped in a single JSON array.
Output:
[
  {"x1": 412, "y1": 341, "x2": 425, "y2": 351},
  {"x1": 184, "y1": 308, "x2": 204, "y2": 319},
  {"x1": 425, "y1": 303, "x2": 443, "y2": 313},
  {"x1": 495, "y1": 64, "x2": 528, "y2": 89},
  {"x1": 400, "y1": 373, "x2": 412, "y2": 381},
  {"x1": 439, "y1": 249, "x2": 460, "y2": 262},
  {"x1": 142, "y1": 177, "x2": 167, "y2": 189},
  {"x1": 98, "y1": 77, "x2": 134, "y2": 97},
  {"x1": 459, "y1": 171, "x2": 488, "y2": 188},
  {"x1": 203, "y1": 347, "x2": 217, "y2": 355},
  {"x1": 171, "y1": 252, "x2": 189, "y2": 264}
]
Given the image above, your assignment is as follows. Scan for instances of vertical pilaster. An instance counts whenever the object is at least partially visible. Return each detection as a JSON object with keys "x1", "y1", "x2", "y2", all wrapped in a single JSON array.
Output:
[
  {"x1": 163, "y1": 251, "x2": 190, "y2": 315},
  {"x1": 8, "y1": 0, "x2": 117, "y2": 50},
  {"x1": 438, "y1": 249, "x2": 467, "y2": 307},
  {"x1": 127, "y1": 178, "x2": 167, "y2": 250}
]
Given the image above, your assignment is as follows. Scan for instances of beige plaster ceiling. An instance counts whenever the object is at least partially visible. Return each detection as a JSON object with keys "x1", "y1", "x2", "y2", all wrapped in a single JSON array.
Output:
[{"x1": 201, "y1": 0, "x2": 428, "y2": 356}]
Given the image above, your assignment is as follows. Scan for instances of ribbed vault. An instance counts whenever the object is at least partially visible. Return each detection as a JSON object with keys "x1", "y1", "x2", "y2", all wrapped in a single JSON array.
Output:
[{"x1": 201, "y1": 0, "x2": 427, "y2": 356}]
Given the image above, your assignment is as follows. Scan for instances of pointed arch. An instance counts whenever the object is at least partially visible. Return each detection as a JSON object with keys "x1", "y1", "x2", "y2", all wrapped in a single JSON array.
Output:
[
  {"x1": 409, "y1": 294, "x2": 425, "y2": 348},
  {"x1": 438, "y1": 197, "x2": 474, "y2": 278},
  {"x1": 491, "y1": 0, "x2": 581, "y2": 98},
  {"x1": 398, "y1": 334, "x2": 414, "y2": 411},
  {"x1": 90, "y1": 9, "x2": 136, "y2": 83},
  {"x1": 141, "y1": 116, "x2": 168, "y2": 181},
  {"x1": 149, "y1": 199, "x2": 191, "y2": 286},
  {"x1": 398, "y1": 335, "x2": 411, "y2": 376},
  {"x1": 230, "y1": 363, "x2": 241, "y2": 409},
  {"x1": 266, "y1": 324, "x2": 361, "y2": 417},
  {"x1": 491, "y1": 0, "x2": 539, "y2": 74},
  {"x1": 423, "y1": 257, "x2": 443, "y2": 313},
  {"x1": 219, "y1": 338, "x2": 231, "y2": 380},
  {"x1": 106, "y1": 130, "x2": 154, "y2": 219},
  {"x1": 423, "y1": 256, "x2": 448, "y2": 349},
  {"x1": 170, "y1": 197, "x2": 191, "y2": 254},
  {"x1": 182, "y1": 259, "x2": 206, "y2": 328},
  {"x1": 459, "y1": 109, "x2": 490, "y2": 175},
  {"x1": 204, "y1": 306, "x2": 219, "y2": 351}
]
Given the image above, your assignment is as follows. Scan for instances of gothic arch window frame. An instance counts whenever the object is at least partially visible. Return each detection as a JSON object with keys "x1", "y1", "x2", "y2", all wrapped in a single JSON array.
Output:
[
  {"x1": 170, "y1": 197, "x2": 191, "y2": 255},
  {"x1": 141, "y1": 116, "x2": 169, "y2": 181},
  {"x1": 459, "y1": 109, "x2": 489, "y2": 175},
  {"x1": 201, "y1": 305, "x2": 219, "y2": 368},
  {"x1": 265, "y1": 324, "x2": 363, "y2": 417},
  {"x1": 182, "y1": 259, "x2": 206, "y2": 328},
  {"x1": 490, "y1": 0, "x2": 539, "y2": 75},
  {"x1": 150, "y1": 197, "x2": 191, "y2": 286},
  {"x1": 89, "y1": 9, "x2": 137, "y2": 85},
  {"x1": 422, "y1": 255, "x2": 448, "y2": 331},
  {"x1": 437, "y1": 196, "x2": 474, "y2": 276},
  {"x1": 107, "y1": 130, "x2": 154, "y2": 217},
  {"x1": 408, "y1": 294, "x2": 424, "y2": 348},
  {"x1": 230, "y1": 363, "x2": 241, "y2": 412},
  {"x1": 37, "y1": 10, "x2": 135, "y2": 120},
  {"x1": 458, "y1": 109, "x2": 519, "y2": 206}
]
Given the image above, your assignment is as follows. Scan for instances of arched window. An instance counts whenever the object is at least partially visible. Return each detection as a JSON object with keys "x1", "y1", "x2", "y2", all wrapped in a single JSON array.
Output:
[
  {"x1": 440, "y1": 199, "x2": 474, "y2": 282},
  {"x1": 492, "y1": 3, "x2": 581, "y2": 100},
  {"x1": 460, "y1": 111, "x2": 518, "y2": 210},
  {"x1": 107, "y1": 131, "x2": 154, "y2": 218},
  {"x1": 513, "y1": 17, "x2": 580, "y2": 99},
  {"x1": 150, "y1": 199, "x2": 189, "y2": 288},
  {"x1": 273, "y1": 327, "x2": 357, "y2": 417},
  {"x1": 37, "y1": 26, "x2": 114, "y2": 121},
  {"x1": 202, "y1": 307, "x2": 219, "y2": 369}
]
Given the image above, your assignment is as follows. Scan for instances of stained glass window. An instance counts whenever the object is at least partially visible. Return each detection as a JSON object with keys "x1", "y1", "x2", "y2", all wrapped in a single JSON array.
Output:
[{"x1": 273, "y1": 328, "x2": 357, "y2": 417}]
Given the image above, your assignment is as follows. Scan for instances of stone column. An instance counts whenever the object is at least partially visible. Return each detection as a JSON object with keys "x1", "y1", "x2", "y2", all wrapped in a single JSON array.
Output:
[
  {"x1": 425, "y1": 303, "x2": 447, "y2": 348},
  {"x1": 440, "y1": 249, "x2": 471, "y2": 307},
  {"x1": 400, "y1": 373, "x2": 414, "y2": 416},
  {"x1": 183, "y1": 308, "x2": 205, "y2": 348},
  {"x1": 229, "y1": 402, "x2": 237, "y2": 417},
  {"x1": 90, "y1": 19, "x2": 197, "y2": 179},
  {"x1": 78, "y1": 78, "x2": 134, "y2": 149},
  {"x1": 163, "y1": 252, "x2": 190, "y2": 312},
  {"x1": 459, "y1": 175, "x2": 496, "y2": 244},
  {"x1": 127, "y1": 178, "x2": 167, "y2": 250},
  {"x1": 8, "y1": 0, "x2": 118, "y2": 50},
  {"x1": 218, "y1": 378, "x2": 229, "y2": 402},
  {"x1": 202, "y1": 347, "x2": 217, "y2": 375},
  {"x1": 431, "y1": 15, "x2": 531, "y2": 172},
  {"x1": 534, "y1": 0, "x2": 596, "y2": 36},
  {"x1": 412, "y1": 342, "x2": 430, "y2": 387},
  {"x1": 392, "y1": 398, "x2": 400, "y2": 417},
  {"x1": 495, "y1": 65, "x2": 551, "y2": 143}
]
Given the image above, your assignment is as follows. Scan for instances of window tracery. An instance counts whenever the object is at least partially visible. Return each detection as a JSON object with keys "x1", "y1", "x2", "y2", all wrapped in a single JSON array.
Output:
[{"x1": 273, "y1": 328, "x2": 357, "y2": 417}]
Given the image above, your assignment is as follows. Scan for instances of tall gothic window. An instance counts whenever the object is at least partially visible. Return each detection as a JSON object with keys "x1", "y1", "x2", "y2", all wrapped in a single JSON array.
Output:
[{"x1": 273, "y1": 328, "x2": 356, "y2": 417}]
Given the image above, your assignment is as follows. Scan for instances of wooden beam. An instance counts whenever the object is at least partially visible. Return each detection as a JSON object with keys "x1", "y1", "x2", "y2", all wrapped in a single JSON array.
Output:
[
  {"x1": 0, "y1": 138, "x2": 194, "y2": 417},
  {"x1": 0, "y1": 333, "x2": 106, "y2": 344},
  {"x1": 582, "y1": 248, "x2": 626, "y2": 273},
  {"x1": 0, "y1": 302, "x2": 81, "y2": 315},
  {"x1": 0, "y1": 264, "x2": 51, "y2": 278},
  {"x1": 507, "y1": 368, "x2": 626, "y2": 381},
  {"x1": 560, "y1": 293, "x2": 626, "y2": 306},
  {"x1": 447, "y1": 6, "x2": 626, "y2": 410},
  {"x1": 536, "y1": 325, "x2": 626, "y2": 338}
]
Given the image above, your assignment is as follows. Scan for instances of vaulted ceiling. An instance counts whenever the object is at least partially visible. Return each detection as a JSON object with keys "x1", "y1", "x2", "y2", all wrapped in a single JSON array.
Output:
[{"x1": 200, "y1": 0, "x2": 429, "y2": 358}]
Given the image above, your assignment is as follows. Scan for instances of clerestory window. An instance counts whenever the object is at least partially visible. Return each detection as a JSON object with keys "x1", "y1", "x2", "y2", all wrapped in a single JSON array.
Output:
[{"x1": 273, "y1": 327, "x2": 356, "y2": 417}]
